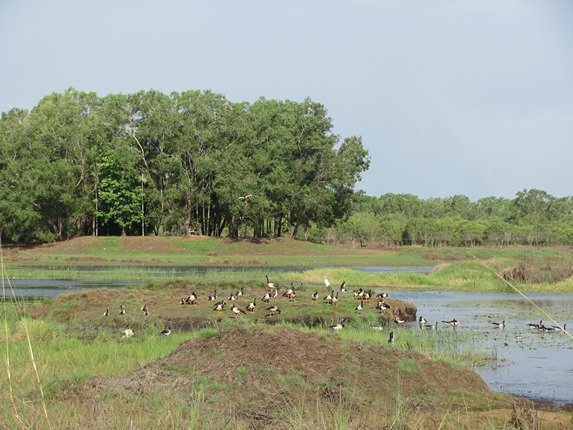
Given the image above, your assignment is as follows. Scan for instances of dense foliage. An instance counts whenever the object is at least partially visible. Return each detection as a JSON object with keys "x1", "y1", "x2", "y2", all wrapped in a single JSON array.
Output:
[
  {"x1": 1, "y1": 89, "x2": 571, "y2": 246},
  {"x1": 0, "y1": 88, "x2": 369, "y2": 242},
  {"x1": 326, "y1": 191, "x2": 573, "y2": 246}
]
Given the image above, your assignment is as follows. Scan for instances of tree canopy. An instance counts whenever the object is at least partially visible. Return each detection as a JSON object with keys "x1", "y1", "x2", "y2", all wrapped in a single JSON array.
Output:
[
  {"x1": 1, "y1": 89, "x2": 571, "y2": 247},
  {"x1": 0, "y1": 89, "x2": 370, "y2": 242}
]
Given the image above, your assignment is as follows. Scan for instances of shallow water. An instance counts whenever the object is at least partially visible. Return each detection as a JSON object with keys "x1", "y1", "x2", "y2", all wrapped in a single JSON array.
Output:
[{"x1": 391, "y1": 291, "x2": 573, "y2": 405}]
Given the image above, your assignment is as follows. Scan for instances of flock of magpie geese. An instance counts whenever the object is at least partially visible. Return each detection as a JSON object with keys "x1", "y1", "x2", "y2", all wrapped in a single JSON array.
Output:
[{"x1": 103, "y1": 275, "x2": 568, "y2": 341}]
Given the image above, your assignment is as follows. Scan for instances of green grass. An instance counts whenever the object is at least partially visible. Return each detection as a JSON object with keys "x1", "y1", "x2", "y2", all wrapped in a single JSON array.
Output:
[
  {"x1": 4, "y1": 238, "x2": 571, "y2": 293},
  {"x1": 1, "y1": 299, "x2": 563, "y2": 429}
]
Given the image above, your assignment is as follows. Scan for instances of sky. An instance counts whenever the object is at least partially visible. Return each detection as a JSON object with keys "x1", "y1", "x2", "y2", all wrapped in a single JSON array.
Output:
[{"x1": 1, "y1": 0, "x2": 572, "y2": 200}]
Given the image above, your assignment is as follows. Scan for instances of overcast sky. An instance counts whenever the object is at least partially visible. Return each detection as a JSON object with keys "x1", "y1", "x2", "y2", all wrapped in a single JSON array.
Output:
[{"x1": 1, "y1": 0, "x2": 572, "y2": 200}]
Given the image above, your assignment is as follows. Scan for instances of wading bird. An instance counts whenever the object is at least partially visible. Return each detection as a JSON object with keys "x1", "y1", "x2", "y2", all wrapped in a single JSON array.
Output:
[{"x1": 442, "y1": 319, "x2": 459, "y2": 327}]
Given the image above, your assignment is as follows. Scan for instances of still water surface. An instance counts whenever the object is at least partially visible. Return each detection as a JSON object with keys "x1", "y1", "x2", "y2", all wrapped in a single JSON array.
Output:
[{"x1": 391, "y1": 291, "x2": 572, "y2": 405}]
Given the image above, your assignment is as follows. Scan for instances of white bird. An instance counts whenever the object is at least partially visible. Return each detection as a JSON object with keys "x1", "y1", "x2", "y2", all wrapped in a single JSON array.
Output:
[
  {"x1": 122, "y1": 328, "x2": 134, "y2": 338},
  {"x1": 330, "y1": 323, "x2": 344, "y2": 330},
  {"x1": 238, "y1": 194, "x2": 252, "y2": 200},
  {"x1": 324, "y1": 278, "x2": 331, "y2": 288}
]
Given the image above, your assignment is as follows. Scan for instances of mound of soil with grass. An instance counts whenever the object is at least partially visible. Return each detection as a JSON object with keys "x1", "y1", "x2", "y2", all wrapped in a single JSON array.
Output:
[
  {"x1": 31, "y1": 283, "x2": 417, "y2": 331},
  {"x1": 70, "y1": 326, "x2": 511, "y2": 429}
]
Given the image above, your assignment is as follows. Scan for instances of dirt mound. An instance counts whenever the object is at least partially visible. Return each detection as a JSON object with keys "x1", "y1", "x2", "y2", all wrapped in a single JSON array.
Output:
[
  {"x1": 72, "y1": 326, "x2": 501, "y2": 429},
  {"x1": 31, "y1": 284, "x2": 418, "y2": 330}
]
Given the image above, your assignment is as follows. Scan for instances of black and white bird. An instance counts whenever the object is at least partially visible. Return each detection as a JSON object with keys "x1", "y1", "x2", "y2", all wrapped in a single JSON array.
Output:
[
  {"x1": 266, "y1": 305, "x2": 281, "y2": 317},
  {"x1": 311, "y1": 291, "x2": 319, "y2": 301},
  {"x1": 186, "y1": 292, "x2": 198, "y2": 305},
  {"x1": 246, "y1": 299, "x2": 256, "y2": 313},
  {"x1": 283, "y1": 284, "x2": 296, "y2": 301},
  {"x1": 377, "y1": 292, "x2": 389, "y2": 299},
  {"x1": 231, "y1": 304, "x2": 246, "y2": 317},
  {"x1": 425, "y1": 322, "x2": 439, "y2": 330},
  {"x1": 160, "y1": 326, "x2": 171, "y2": 336},
  {"x1": 265, "y1": 275, "x2": 276, "y2": 290},
  {"x1": 323, "y1": 291, "x2": 334, "y2": 304},
  {"x1": 262, "y1": 291, "x2": 272, "y2": 303},
  {"x1": 119, "y1": 305, "x2": 126, "y2": 316},
  {"x1": 442, "y1": 319, "x2": 459, "y2": 327},
  {"x1": 141, "y1": 303, "x2": 149, "y2": 314},
  {"x1": 236, "y1": 287, "x2": 244, "y2": 298},
  {"x1": 527, "y1": 320, "x2": 542, "y2": 329},
  {"x1": 394, "y1": 317, "x2": 405, "y2": 325},
  {"x1": 355, "y1": 300, "x2": 365, "y2": 313},
  {"x1": 388, "y1": 331, "x2": 395, "y2": 344},
  {"x1": 103, "y1": 308, "x2": 109, "y2": 317},
  {"x1": 339, "y1": 281, "x2": 347, "y2": 292},
  {"x1": 491, "y1": 320, "x2": 505, "y2": 329},
  {"x1": 330, "y1": 291, "x2": 339, "y2": 306},
  {"x1": 208, "y1": 289, "x2": 218, "y2": 301},
  {"x1": 376, "y1": 300, "x2": 391, "y2": 311},
  {"x1": 419, "y1": 316, "x2": 428, "y2": 325},
  {"x1": 552, "y1": 323, "x2": 567, "y2": 332},
  {"x1": 213, "y1": 301, "x2": 226, "y2": 312}
]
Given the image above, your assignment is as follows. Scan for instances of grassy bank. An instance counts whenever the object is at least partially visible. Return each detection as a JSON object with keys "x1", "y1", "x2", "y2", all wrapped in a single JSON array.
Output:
[
  {"x1": 2, "y1": 300, "x2": 569, "y2": 429},
  {"x1": 2, "y1": 236, "x2": 572, "y2": 293}
]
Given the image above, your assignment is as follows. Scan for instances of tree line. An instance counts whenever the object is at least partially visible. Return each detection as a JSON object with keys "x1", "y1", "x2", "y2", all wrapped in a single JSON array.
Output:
[
  {"x1": 319, "y1": 190, "x2": 573, "y2": 247},
  {"x1": 1, "y1": 89, "x2": 571, "y2": 247},
  {"x1": 0, "y1": 88, "x2": 369, "y2": 243}
]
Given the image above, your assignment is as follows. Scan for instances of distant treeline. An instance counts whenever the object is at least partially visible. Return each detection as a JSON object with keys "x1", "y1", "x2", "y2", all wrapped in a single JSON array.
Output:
[
  {"x1": 314, "y1": 191, "x2": 573, "y2": 246},
  {"x1": 0, "y1": 88, "x2": 369, "y2": 243}
]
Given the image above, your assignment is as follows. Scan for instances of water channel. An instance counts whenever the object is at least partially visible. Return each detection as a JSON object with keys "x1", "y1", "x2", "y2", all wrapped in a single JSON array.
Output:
[{"x1": 3, "y1": 265, "x2": 571, "y2": 405}]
